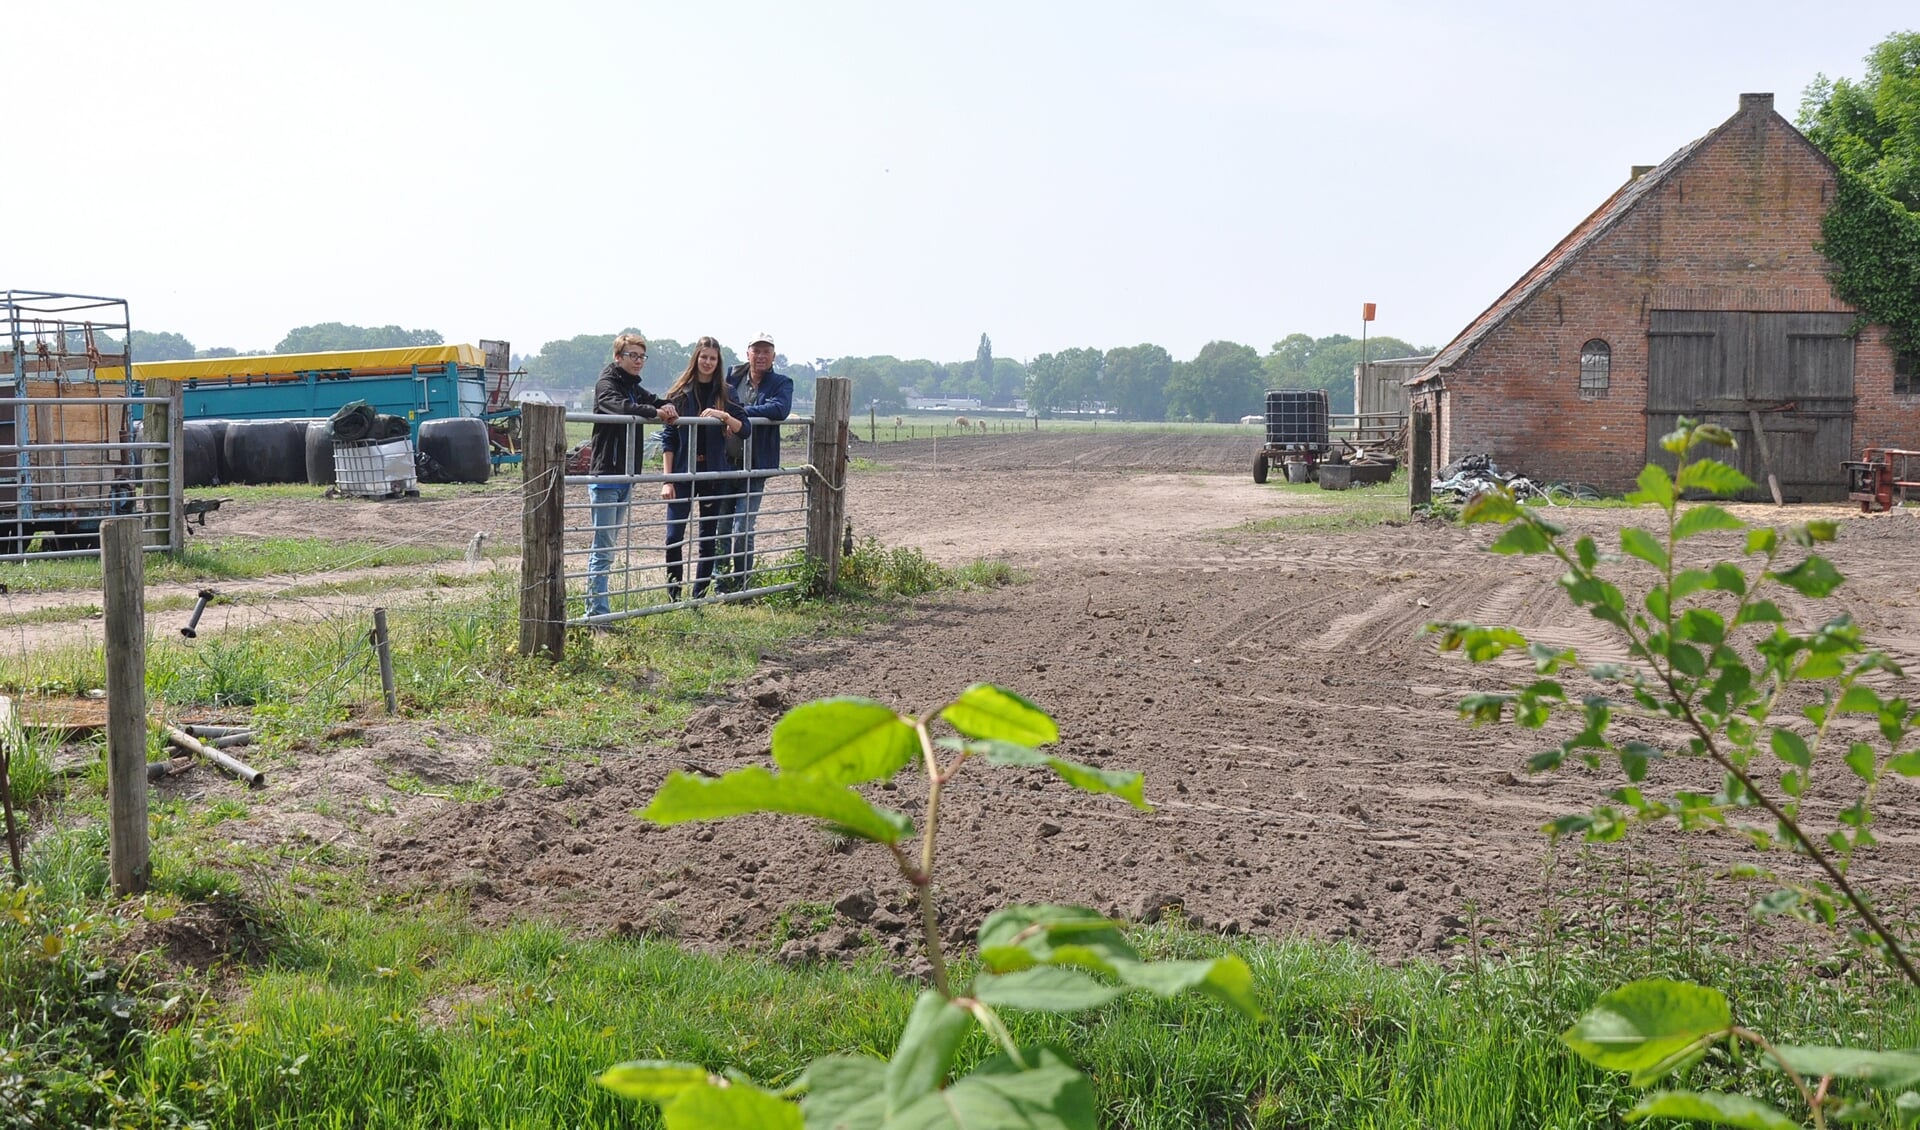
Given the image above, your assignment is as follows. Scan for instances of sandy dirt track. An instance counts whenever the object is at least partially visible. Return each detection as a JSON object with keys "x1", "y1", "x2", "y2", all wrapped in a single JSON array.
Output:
[{"x1": 123, "y1": 431, "x2": 1920, "y2": 960}]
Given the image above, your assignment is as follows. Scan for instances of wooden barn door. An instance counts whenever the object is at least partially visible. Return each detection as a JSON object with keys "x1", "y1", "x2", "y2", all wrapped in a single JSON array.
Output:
[{"x1": 1646, "y1": 311, "x2": 1854, "y2": 501}]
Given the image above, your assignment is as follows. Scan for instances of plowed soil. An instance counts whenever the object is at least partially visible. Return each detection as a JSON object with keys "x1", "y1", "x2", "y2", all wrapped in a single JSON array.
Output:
[{"x1": 196, "y1": 431, "x2": 1920, "y2": 960}]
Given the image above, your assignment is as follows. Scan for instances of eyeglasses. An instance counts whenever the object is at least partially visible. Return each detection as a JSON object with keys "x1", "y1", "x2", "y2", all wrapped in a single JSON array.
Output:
[{"x1": 619, "y1": 351, "x2": 646, "y2": 360}]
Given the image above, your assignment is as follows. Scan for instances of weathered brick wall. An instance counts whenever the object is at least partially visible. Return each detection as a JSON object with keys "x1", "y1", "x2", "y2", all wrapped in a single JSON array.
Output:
[{"x1": 1440, "y1": 95, "x2": 1906, "y2": 491}]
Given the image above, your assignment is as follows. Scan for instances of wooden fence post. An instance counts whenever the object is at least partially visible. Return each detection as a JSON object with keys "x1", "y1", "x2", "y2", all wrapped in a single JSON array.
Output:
[
  {"x1": 807, "y1": 378, "x2": 851, "y2": 593},
  {"x1": 142, "y1": 378, "x2": 184, "y2": 551},
  {"x1": 1410, "y1": 408, "x2": 1432, "y2": 510},
  {"x1": 102, "y1": 518, "x2": 149, "y2": 895},
  {"x1": 519, "y1": 402, "x2": 567, "y2": 660}
]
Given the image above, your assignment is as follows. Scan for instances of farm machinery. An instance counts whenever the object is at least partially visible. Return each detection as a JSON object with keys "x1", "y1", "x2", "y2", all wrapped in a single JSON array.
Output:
[
  {"x1": 131, "y1": 338, "x2": 527, "y2": 472},
  {"x1": 1249, "y1": 389, "x2": 1400, "y2": 488},
  {"x1": 1845, "y1": 448, "x2": 1920, "y2": 512}
]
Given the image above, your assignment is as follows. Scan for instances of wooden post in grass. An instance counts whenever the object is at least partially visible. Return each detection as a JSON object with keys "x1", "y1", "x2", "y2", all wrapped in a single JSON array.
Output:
[
  {"x1": 102, "y1": 517, "x2": 150, "y2": 895},
  {"x1": 143, "y1": 378, "x2": 184, "y2": 551},
  {"x1": 519, "y1": 402, "x2": 567, "y2": 660},
  {"x1": 1410, "y1": 408, "x2": 1432, "y2": 510},
  {"x1": 807, "y1": 377, "x2": 852, "y2": 593},
  {"x1": 372, "y1": 607, "x2": 398, "y2": 714},
  {"x1": 0, "y1": 694, "x2": 22, "y2": 885}
]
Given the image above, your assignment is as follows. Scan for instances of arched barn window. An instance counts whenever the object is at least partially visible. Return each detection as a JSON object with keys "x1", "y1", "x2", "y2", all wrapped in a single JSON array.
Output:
[{"x1": 1579, "y1": 339, "x2": 1611, "y2": 398}]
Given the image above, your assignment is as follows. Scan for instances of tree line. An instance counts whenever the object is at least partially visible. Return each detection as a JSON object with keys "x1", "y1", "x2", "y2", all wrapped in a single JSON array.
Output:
[
  {"x1": 125, "y1": 323, "x2": 444, "y2": 363},
  {"x1": 127, "y1": 321, "x2": 1435, "y2": 421},
  {"x1": 518, "y1": 330, "x2": 1431, "y2": 420}
]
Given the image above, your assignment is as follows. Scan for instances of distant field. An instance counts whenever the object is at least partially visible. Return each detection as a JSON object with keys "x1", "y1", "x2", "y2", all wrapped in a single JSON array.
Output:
[
  {"x1": 563, "y1": 412, "x2": 1266, "y2": 448},
  {"x1": 848, "y1": 414, "x2": 1262, "y2": 443}
]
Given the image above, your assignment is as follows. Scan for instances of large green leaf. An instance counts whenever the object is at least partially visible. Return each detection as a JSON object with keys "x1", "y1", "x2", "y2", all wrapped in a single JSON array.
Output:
[
  {"x1": 942, "y1": 739, "x2": 1149, "y2": 810},
  {"x1": 1769, "y1": 729, "x2": 1811, "y2": 771},
  {"x1": 887, "y1": 991, "x2": 977, "y2": 1116},
  {"x1": 1769, "y1": 1045, "x2": 1920, "y2": 1089},
  {"x1": 1561, "y1": 980, "x2": 1733, "y2": 1085},
  {"x1": 1673, "y1": 505, "x2": 1745, "y2": 540},
  {"x1": 888, "y1": 1046, "x2": 1097, "y2": 1130},
  {"x1": 598, "y1": 1061, "x2": 715, "y2": 1103},
  {"x1": 976, "y1": 905, "x2": 1139, "y2": 974},
  {"x1": 1490, "y1": 523, "x2": 1552, "y2": 555},
  {"x1": 1620, "y1": 528, "x2": 1670, "y2": 571},
  {"x1": 1629, "y1": 464, "x2": 1677, "y2": 508},
  {"x1": 1039, "y1": 758, "x2": 1147, "y2": 810},
  {"x1": 1625, "y1": 1090, "x2": 1798, "y2": 1130},
  {"x1": 941, "y1": 684, "x2": 1059, "y2": 746},
  {"x1": 1769, "y1": 556, "x2": 1844, "y2": 598},
  {"x1": 1114, "y1": 955, "x2": 1266, "y2": 1021},
  {"x1": 598, "y1": 1062, "x2": 802, "y2": 1129},
  {"x1": 1671, "y1": 568, "x2": 1716, "y2": 599},
  {"x1": 799, "y1": 1055, "x2": 887, "y2": 1130},
  {"x1": 973, "y1": 967, "x2": 1124, "y2": 1013},
  {"x1": 1837, "y1": 684, "x2": 1884, "y2": 714},
  {"x1": 641, "y1": 767, "x2": 912, "y2": 845},
  {"x1": 771, "y1": 698, "x2": 920, "y2": 785},
  {"x1": 972, "y1": 905, "x2": 1262, "y2": 1020},
  {"x1": 1675, "y1": 460, "x2": 1755, "y2": 498},
  {"x1": 666, "y1": 1083, "x2": 803, "y2": 1130},
  {"x1": 1461, "y1": 491, "x2": 1522, "y2": 524}
]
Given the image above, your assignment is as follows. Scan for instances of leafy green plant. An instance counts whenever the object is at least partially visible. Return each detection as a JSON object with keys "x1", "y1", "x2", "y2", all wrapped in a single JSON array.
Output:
[
  {"x1": 603, "y1": 684, "x2": 1263, "y2": 1128},
  {"x1": 1434, "y1": 419, "x2": 1920, "y2": 1126},
  {"x1": 838, "y1": 537, "x2": 950, "y2": 598},
  {"x1": 1818, "y1": 171, "x2": 1920, "y2": 359},
  {"x1": 1562, "y1": 978, "x2": 1920, "y2": 1128}
]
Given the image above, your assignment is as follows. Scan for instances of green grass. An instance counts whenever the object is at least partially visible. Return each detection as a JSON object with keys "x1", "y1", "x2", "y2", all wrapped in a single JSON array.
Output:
[
  {"x1": 7, "y1": 876, "x2": 1915, "y2": 1129},
  {"x1": 0, "y1": 537, "x2": 466, "y2": 596},
  {"x1": 0, "y1": 542, "x2": 1013, "y2": 752},
  {"x1": 9, "y1": 517, "x2": 1908, "y2": 1126},
  {"x1": 1241, "y1": 471, "x2": 1415, "y2": 533}
]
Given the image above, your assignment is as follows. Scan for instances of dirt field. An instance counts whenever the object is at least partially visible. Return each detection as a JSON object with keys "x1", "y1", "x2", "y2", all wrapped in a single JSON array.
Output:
[{"x1": 129, "y1": 431, "x2": 1920, "y2": 960}]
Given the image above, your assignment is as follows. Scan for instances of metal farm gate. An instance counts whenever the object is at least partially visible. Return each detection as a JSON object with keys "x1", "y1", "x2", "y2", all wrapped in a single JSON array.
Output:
[{"x1": 1646, "y1": 311, "x2": 1855, "y2": 502}]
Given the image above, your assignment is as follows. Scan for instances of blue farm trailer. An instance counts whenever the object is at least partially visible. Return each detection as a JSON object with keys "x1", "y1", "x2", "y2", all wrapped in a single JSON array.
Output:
[{"x1": 132, "y1": 343, "x2": 494, "y2": 433}]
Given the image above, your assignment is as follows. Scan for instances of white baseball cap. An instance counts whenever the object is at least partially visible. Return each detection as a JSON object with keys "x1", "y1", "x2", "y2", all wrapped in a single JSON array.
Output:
[{"x1": 749, "y1": 331, "x2": 775, "y2": 348}]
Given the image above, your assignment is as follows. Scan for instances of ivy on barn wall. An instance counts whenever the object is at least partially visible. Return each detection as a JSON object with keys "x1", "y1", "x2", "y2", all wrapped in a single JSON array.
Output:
[{"x1": 1820, "y1": 171, "x2": 1920, "y2": 357}]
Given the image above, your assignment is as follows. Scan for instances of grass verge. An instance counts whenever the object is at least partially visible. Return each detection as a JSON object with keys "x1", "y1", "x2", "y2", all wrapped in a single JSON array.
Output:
[{"x1": 6, "y1": 876, "x2": 1914, "y2": 1128}]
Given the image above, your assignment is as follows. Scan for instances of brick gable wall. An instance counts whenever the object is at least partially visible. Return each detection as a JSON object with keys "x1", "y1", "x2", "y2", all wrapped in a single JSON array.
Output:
[{"x1": 1415, "y1": 100, "x2": 1906, "y2": 492}]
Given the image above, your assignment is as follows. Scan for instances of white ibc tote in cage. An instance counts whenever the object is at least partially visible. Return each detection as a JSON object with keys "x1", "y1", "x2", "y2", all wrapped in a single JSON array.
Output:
[{"x1": 332, "y1": 438, "x2": 418, "y2": 498}]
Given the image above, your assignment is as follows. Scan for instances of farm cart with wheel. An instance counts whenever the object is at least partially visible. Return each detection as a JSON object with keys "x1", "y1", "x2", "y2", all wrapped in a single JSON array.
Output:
[{"x1": 1251, "y1": 389, "x2": 1331, "y2": 484}]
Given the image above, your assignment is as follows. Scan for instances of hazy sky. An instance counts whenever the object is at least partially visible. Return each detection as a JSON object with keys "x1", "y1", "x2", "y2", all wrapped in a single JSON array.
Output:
[{"x1": 13, "y1": 2, "x2": 1913, "y2": 365}]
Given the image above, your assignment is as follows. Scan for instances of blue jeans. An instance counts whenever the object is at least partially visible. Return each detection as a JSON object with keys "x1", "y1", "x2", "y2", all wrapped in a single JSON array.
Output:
[
  {"x1": 665, "y1": 490, "x2": 735, "y2": 599},
  {"x1": 724, "y1": 478, "x2": 768, "y2": 586},
  {"x1": 586, "y1": 483, "x2": 631, "y2": 619}
]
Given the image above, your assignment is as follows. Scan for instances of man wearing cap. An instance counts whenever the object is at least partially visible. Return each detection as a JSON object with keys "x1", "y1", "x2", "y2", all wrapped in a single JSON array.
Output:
[{"x1": 720, "y1": 332, "x2": 794, "y2": 591}]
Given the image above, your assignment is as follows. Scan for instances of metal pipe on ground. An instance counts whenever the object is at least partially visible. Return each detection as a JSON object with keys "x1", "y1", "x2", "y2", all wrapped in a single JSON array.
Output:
[
  {"x1": 183, "y1": 724, "x2": 250, "y2": 738},
  {"x1": 163, "y1": 724, "x2": 266, "y2": 789}
]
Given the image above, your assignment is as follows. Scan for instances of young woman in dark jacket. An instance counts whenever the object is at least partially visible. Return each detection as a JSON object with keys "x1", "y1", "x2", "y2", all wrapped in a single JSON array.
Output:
[{"x1": 659, "y1": 336, "x2": 745, "y2": 600}]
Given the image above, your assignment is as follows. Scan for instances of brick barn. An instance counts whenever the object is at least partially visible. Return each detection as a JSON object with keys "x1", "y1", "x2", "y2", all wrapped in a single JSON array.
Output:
[{"x1": 1408, "y1": 92, "x2": 1912, "y2": 501}]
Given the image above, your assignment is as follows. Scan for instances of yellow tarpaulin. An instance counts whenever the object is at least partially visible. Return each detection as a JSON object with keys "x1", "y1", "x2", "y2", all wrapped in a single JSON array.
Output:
[{"x1": 99, "y1": 343, "x2": 486, "y2": 383}]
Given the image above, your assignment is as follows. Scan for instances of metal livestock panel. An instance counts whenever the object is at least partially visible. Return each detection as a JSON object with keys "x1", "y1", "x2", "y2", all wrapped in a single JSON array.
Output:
[{"x1": 1645, "y1": 311, "x2": 1855, "y2": 502}]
